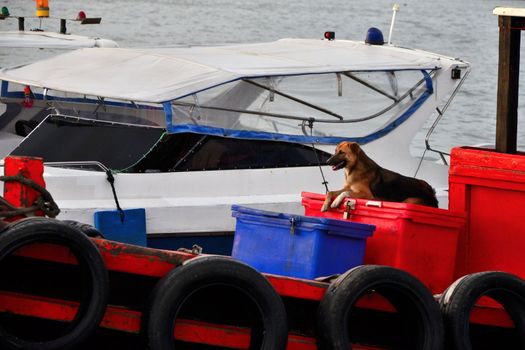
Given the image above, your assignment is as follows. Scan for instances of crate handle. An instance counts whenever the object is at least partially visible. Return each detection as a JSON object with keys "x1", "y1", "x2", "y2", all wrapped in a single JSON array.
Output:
[
  {"x1": 343, "y1": 199, "x2": 356, "y2": 220},
  {"x1": 365, "y1": 200, "x2": 383, "y2": 208},
  {"x1": 290, "y1": 217, "x2": 297, "y2": 235}
]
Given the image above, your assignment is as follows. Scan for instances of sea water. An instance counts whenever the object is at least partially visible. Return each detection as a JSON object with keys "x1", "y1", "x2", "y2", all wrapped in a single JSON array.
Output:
[{"x1": 1, "y1": 0, "x2": 525, "y2": 155}]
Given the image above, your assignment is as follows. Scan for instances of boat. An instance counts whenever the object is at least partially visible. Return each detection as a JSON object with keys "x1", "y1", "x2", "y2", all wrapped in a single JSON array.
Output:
[
  {"x1": 0, "y1": 4, "x2": 117, "y2": 63},
  {"x1": 0, "y1": 29, "x2": 469, "y2": 252},
  {"x1": 0, "y1": 1, "x2": 117, "y2": 50},
  {"x1": 0, "y1": 30, "x2": 118, "y2": 50}
]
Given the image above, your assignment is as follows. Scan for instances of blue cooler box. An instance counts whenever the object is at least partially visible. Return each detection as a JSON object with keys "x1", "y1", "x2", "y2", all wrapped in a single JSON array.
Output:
[{"x1": 231, "y1": 205, "x2": 375, "y2": 279}]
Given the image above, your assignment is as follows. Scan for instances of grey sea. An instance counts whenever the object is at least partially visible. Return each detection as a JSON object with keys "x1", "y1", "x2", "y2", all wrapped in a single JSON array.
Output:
[{"x1": 2, "y1": 0, "x2": 525, "y2": 155}]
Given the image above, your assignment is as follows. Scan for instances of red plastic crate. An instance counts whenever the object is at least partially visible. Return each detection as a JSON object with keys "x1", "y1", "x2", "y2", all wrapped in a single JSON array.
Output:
[
  {"x1": 449, "y1": 146, "x2": 525, "y2": 279},
  {"x1": 301, "y1": 192, "x2": 465, "y2": 294}
]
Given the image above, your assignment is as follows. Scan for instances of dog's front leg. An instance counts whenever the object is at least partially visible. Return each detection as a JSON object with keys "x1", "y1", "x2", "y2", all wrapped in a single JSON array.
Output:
[
  {"x1": 331, "y1": 190, "x2": 352, "y2": 209},
  {"x1": 321, "y1": 190, "x2": 344, "y2": 212}
]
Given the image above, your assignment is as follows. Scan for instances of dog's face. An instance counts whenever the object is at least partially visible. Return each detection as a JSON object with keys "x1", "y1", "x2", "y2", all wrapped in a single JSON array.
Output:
[{"x1": 327, "y1": 141, "x2": 360, "y2": 171}]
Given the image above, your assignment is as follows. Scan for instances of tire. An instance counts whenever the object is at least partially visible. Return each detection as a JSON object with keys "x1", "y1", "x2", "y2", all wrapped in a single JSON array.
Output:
[
  {"x1": 317, "y1": 265, "x2": 443, "y2": 350},
  {"x1": 0, "y1": 217, "x2": 109, "y2": 350},
  {"x1": 439, "y1": 271, "x2": 525, "y2": 350},
  {"x1": 145, "y1": 255, "x2": 288, "y2": 350},
  {"x1": 61, "y1": 220, "x2": 104, "y2": 238}
]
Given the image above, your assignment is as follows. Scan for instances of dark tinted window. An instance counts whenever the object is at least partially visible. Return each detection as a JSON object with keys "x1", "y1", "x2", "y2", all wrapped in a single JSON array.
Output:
[
  {"x1": 11, "y1": 115, "x2": 331, "y2": 172},
  {"x1": 128, "y1": 134, "x2": 331, "y2": 172},
  {"x1": 11, "y1": 115, "x2": 164, "y2": 170}
]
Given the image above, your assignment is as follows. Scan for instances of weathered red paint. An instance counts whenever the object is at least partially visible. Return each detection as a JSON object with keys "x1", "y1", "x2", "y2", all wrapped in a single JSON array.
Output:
[
  {"x1": 266, "y1": 274, "x2": 397, "y2": 312},
  {"x1": 8, "y1": 239, "x2": 514, "y2": 331},
  {"x1": 264, "y1": 274, "x2": 327, "y2": 301},
  {"x1": 13, "y1": 239, "x2": 194, "y2": 277},
  {"x1": 95, "y1": 239, "x2": 194, "y2": 277},
  {"x1": 2, "y1": 156, "x2": 45, "y2": 220}
]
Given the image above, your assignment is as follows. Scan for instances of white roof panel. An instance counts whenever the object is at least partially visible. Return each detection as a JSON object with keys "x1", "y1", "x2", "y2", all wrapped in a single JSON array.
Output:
[{"x1": 0, "y1": 38, "x2": 449, "y2": 103}]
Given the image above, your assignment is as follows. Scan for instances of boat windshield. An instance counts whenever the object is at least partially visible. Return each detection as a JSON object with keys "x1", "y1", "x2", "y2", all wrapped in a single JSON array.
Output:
[{"x1": 169, "y1": 69, "x2": 433, "y2": 144}]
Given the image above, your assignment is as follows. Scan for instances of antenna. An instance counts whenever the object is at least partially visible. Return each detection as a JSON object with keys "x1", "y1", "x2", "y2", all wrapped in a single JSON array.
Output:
[{"x1": 387, "y1": 3, "x2": 400, "y2": 45}]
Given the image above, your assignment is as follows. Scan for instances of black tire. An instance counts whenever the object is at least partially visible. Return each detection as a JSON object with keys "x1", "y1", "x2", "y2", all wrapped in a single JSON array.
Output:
[
  {"x1": 0, "y1": 217, "x2": 109, "y2": 350},
  {"x1": 317, "y1": 265, "x2": 444, "y2": 350},
  {"x1": 61, "y1": 220, "x2": 104, "y2": 238},
  {"x1": 145, "y1": 255, "x2": 288, "y2": 350},
  {"x1": 439, "y1": 271, "x2": 525, "y2": 350}
]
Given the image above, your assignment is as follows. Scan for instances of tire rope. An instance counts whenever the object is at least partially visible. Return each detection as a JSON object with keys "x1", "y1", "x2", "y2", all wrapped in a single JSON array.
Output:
[
  {"x1": 0, "y1": 174, "x2": 60, "y2": 219},
  {"x1": 307, "y1": 119, "x2": 330, "y2": 193},
  {"x1": 105, "y1": 170, "x2": 125, "y2": 223}
]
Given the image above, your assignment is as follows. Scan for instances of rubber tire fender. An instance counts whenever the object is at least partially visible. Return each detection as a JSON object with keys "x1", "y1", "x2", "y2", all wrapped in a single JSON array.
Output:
[
  {"x1": 439, "y1": 271, "x2": 525, "y2": 350},
  {"x1": 61, "y1": 220, "x2": 104, "y2": 238},
  {"x1": 317, "y1": 265, "x2": 444, "y2": 350},
  {"x1": 145, "y1": 255, "x2": 288, "y2": 350},
  {"x1": 0, "y1": 217, "x2": 109, "y2": 350}
]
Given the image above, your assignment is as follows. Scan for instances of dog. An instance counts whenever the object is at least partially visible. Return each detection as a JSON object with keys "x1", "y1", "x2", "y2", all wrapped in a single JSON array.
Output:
[{"x1": 321, "y1": 141, "x2": 438, "y2": 212}]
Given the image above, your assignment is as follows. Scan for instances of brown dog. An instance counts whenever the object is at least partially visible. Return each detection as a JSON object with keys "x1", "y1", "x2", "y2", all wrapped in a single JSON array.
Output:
[{"x1": 321, "y1": 141, "x2": 438, "y2": 211}]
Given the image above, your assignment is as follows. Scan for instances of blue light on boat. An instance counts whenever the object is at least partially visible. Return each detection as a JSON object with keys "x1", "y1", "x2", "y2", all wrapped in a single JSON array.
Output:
[{"x1": 365, "y1": 27, "x2": 384, "y2": 45}]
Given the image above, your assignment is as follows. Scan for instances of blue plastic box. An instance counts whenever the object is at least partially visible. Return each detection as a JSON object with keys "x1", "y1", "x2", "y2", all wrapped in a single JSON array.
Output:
[{"x1": 231, "y1": 205, "x2": 375, "y2": 279}]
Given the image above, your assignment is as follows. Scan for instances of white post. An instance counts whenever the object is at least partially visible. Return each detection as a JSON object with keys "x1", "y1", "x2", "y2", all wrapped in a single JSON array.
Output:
[{"x1": 388, "y1": 3, "x2": 400, "y2": 45}]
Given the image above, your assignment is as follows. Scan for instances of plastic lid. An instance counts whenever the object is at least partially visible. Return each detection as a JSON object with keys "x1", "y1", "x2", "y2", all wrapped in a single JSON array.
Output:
[{"x1": 231, "y1": 205, "x2": 375, "y2": 238}]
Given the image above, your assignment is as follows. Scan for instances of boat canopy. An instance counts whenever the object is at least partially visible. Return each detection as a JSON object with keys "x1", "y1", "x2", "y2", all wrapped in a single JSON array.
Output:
[
  {"x1": 0, "y1": 39, "x2": 443, "y2": 103},
  {"x1": 0, "y1": 39, "x2": 469, "y2": 145}
]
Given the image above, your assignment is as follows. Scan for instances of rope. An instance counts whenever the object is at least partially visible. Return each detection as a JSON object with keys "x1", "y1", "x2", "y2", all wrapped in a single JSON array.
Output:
[
  {"x1": 306, "y1": 119, "x2": 330, "y2": 193},
  {"x1": 414, "y1": 147, "x2": 428, "y2": 178},
  {"x1": 105, "y1": 170, "x2": 125, "y2": 223},
  {"x1": 0, "y1": 174, "x2": 60, "y2": 219}
]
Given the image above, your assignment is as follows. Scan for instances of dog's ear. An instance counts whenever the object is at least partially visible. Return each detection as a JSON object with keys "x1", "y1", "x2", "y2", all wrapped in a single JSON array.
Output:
[{"x1": 350, "y1": 142, "x2": 361, "y2": 155}]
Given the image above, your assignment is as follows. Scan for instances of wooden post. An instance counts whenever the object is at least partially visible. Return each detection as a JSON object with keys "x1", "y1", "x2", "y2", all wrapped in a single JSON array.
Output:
[{"x1": 496, "y1": 16, "x2": 521, "y2": 154}]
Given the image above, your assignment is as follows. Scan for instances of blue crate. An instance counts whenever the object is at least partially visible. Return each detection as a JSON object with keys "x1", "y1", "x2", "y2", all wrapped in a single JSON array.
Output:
[{"x1": 231, "y1": 205, "x2": 375, "y2": 279}]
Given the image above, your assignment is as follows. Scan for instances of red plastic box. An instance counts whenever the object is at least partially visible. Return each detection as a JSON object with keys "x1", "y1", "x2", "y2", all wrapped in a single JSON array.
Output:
[
  {"x1": 301, "y1": 192, "x2": 465, "y2": 294},
  {"x1": 449, "y1": 147, "x2": 525, "y2": 279}
]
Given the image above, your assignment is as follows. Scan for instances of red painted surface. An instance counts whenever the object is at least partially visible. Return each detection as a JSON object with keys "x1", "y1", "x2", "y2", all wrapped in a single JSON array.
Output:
[
  {"x1": 264, "y1": 274, "x2": 327, "y2": 301},
  {"x1": 13, "y1": 240, "x2": 194, "y2": 277},
  {"x1": 3, "y1": 156, "x2": 45, "y2": 220},
  {"x1": 450, "y1": 147, "x2": 525, "y2": 279},
  {"x1": 14, "y1": 241, "x2": 330, "y2": 301},
  {"x1": 7, "y1": 239, "x2": 514, "y2": 329},
  {"x1": 13, "y1": 242, "x2": 79, "y2": 264},
  {"x1": 95, "y1": 239, "x2": 194, "y2": 277},
  {"x1": 0, "y1": 289, "x2": 509, "y2": 348},
  {"x1": 0, "y1": 291, "x2": 320, "y2": 349},
  {"x1": 301, "y1": 192, "x2": 465, "y2": 294}
]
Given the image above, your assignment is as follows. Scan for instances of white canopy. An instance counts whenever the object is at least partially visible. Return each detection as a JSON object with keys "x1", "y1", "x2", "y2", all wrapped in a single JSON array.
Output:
[
  {"x1": 0, "y1": 38, "x2": 447, "y2": 103},
  {"x1": 0, "y1": 31, "x2": 118, "y2": 49}
]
